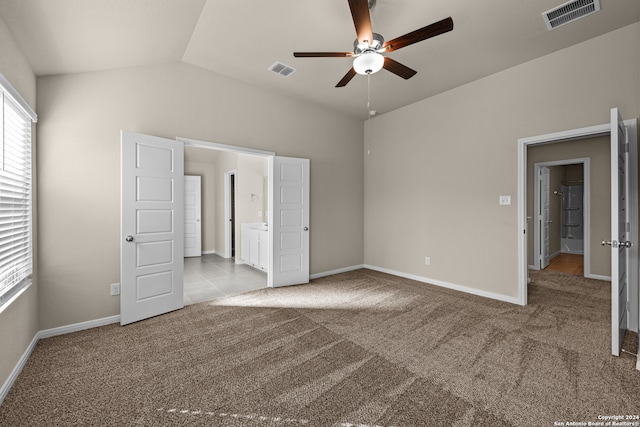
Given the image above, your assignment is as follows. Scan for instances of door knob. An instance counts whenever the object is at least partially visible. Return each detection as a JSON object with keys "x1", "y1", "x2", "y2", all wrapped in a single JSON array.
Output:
[
  {"x1": 125, "y1": 235, "x2": 134, "y2": 242},
  {"x1": 303, "y1": 227, "x2": 309, "y2": 231},
  {"x1": 602, "y1": 240, "x2": 632, "y2": 248}
]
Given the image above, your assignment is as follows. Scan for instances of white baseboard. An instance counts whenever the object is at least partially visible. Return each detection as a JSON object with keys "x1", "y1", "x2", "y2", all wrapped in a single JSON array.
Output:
[
  {"x1": 201, "y1": 250, "x2": 217, "y2": 255},
  {"x1": 1, "y1": 314, "x2": 121, "y2": 406},
  {"x1": 310, "y1": 264, "x2": 365, "y2": 280},
  {"x1": 0, "y1": 333, "x2": 38, "y2": 407},
  {"x1": 38, "y1": 315, "x2": 120, "y2": 339},
  {"x1": 586, "y1": 274, "x2": 612, "y2": 281},
  {"x1": 363, "y1": 264, "x2": 521, "y2": 305}
]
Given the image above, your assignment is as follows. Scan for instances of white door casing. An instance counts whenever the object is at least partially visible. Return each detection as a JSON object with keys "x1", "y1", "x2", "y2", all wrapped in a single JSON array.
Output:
[
  {"x1": 184, "y1": 175, "x2": 202, "y2": 257},
  {"x1": 269, "y1": 156, "x2": 310, "y2": 287},
  {"x1": 609, "y1": 108, "x2": 629, "y2": 356},
  {"x1": 121, "y1": 131, "x2": 184, "y2": 325}
]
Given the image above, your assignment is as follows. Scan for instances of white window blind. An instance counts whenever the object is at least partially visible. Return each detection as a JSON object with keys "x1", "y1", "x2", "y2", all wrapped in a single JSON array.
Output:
[{"x1": 0, "y1": 74, "x2": 36, "y2": 310}]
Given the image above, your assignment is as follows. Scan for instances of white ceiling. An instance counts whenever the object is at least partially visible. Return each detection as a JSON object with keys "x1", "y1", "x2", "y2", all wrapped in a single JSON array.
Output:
[{"x1": 1, "y1": 0, "x2": 638, "y2": 119}]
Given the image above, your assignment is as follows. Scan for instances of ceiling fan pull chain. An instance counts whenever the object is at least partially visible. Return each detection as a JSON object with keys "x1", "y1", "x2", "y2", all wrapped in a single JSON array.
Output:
[
  {"x1": 367, "y1": 73, "x2": 371, "y2": 112},
  {"x1": 367, "y1": 73, "x2": 376, "y2": 118}
]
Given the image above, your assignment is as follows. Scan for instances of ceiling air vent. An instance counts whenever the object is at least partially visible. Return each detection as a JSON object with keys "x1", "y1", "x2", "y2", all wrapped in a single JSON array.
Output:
[
  {"x1": 268, "y1": 62, "x2": 297, "y2": 77},
  {"x1": 542, "y1": 0, "x2": 601, "y2": 30}
]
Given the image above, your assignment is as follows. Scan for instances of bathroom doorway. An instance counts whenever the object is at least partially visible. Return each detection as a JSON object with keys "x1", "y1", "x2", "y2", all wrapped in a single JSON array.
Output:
[
  {"x1": 532, "y1": 156, "x2": 595, "y2": 278},
  {"x1": 533, "y1": 160, "x2": 587, "y2": 276}
]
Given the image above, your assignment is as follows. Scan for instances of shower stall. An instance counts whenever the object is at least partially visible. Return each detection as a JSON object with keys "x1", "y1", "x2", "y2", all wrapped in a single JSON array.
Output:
[{"x1": 561, "y1": 182, "x2": 584, "y2": 254}]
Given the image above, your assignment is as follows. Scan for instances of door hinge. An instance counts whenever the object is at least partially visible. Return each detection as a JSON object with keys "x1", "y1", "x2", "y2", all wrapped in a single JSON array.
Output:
[
  {"x1": 624, "y1": 142, "x2": 630, "y2": 153},
  {"x1": 627, "y1": 301, "x2": 631, "y2": 313}
]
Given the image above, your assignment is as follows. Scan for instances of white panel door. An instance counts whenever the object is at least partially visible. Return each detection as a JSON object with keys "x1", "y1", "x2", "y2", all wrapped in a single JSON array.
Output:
[
  {"x1": 270, "y1": 156, "x2": 309, "y2": 287},
  {"x1": 541, "y1": 167, "x2": 551, "y2": 269},
  {"x1": 609, "y1": 108, "x2": 630, "y2": 356},
  {"x1": 184, "y1": 175, "x2": 202, "y2": 257},
  {"x1": 121, "y1": 131, "x2": 184, "y2": 325}
]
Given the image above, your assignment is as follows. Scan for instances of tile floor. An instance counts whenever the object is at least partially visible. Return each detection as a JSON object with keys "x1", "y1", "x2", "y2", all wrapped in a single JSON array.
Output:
[{"x1": 183, "y1": 253, "x2": 267, "y2": 305}]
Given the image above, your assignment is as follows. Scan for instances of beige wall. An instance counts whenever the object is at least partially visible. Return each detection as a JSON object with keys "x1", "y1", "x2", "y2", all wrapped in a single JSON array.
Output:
[
  {"x1": 527, "y1": 137, "x2": 610, "y2": 276},
  {"x1": 237, "y1": 154, "x2": 268, "y2": 226},
  {"x1": 364, "y1": 23, "x2": 639, "y2": 299},
  {"x1": 36, "y1": 61, "x2": 364, "y2": 329},
  {"x1": 0, "y1": 14, "x2": 38, "y2": 395}
]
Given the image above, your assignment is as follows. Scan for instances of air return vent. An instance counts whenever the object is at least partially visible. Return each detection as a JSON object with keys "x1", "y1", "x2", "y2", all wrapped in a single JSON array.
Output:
[
  {"x1": 542, "y1": 0, "x2": 600, "y2": 30},
  {"x1": 268, "y1": 62, "x2": 297, "y2": 77}
]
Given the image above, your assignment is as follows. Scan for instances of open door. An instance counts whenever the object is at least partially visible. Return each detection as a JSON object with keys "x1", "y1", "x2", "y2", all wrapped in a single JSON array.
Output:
[
  {"x1": 533, "y1": 165, "x2": 551, "y2": 270},
  {"x1": 269, "y1": 156, "x2": 310, "y2": 287},
  {"x1": 606, "y1": 108, "x2": 630, "y2": 356},
  {"x1": 121, "y1": 131, "x2": 184, "y2": 325}
]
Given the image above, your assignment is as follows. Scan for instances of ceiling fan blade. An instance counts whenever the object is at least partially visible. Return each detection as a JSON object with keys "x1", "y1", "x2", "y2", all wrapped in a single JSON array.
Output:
[
  {"x1": 383, "y1": 57, "x2": 417, "y2": 80},
  {"x1": 294, "y1": 52, "x2": 353, "y2": 58},
  {"x1": 336, "y1": 68, "x2": 357, "y2": 87},
  {"x1": 348, "y1": 0, "x2": 373, "y2": 45},
  {"x1": 382, "y1": 17, "x2": 453, "y2": 52}
]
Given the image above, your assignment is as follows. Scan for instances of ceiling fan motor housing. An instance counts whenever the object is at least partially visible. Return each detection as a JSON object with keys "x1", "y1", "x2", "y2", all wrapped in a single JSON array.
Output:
[{"x1": 353, "y1": 32, "x2": 384, "y2": 54}]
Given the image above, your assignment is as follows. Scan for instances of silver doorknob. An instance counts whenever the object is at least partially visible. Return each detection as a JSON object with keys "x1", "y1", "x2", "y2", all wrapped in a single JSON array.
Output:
[
  {"x1": 125, "y1": 235, "x2": 134, "y2": 242},
  {"x1": 602, "y1": 240, "x2": 632, "y2": 248},
  {"x1": 303, "y1": 227, "x2": 309, "y2": 231}
]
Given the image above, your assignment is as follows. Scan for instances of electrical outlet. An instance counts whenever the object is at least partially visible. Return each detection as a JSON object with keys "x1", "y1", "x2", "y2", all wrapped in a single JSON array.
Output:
[
  {"x1": 425, "y1": 257, "x2": 430, "y2": 266},
  {"x1": 110, "y1": 283, "x2": 120, "y2": 296}
]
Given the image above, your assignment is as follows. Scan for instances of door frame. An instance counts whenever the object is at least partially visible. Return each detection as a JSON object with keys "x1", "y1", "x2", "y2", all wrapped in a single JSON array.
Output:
[
  {"x1": 532, "y1": 158, "x2": 591, "y2": 276},
  {"x1": 224, "y1": 170, "x2": 236, "y2": 259},
  {"x1": 517, "y1": 118, "x2": 638, "y2": 336}
]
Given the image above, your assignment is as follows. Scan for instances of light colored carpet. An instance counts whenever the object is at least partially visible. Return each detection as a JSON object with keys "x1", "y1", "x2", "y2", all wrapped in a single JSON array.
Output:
[{"x1": 0, "y1": 268, "x2": 638, "y2": 426}]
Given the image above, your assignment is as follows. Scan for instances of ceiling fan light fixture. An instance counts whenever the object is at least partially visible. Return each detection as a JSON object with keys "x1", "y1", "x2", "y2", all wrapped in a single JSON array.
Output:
[{"x1": 353, "y1": 51, "x2": 384, "y2": 75}]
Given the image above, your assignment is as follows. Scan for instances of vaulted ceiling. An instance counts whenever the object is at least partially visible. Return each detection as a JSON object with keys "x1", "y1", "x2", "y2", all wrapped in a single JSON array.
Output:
[{"x1": 1, "y1": 0, "x2": 638, "y2": 118}]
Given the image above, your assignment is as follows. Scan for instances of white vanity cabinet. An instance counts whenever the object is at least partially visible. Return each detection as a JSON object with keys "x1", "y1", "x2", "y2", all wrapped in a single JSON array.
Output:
[
  {"x1": 258, "y1": 231, "x2": 269, "y2": 271},
  {"x1": 241, "y1": 223, "x2": 269, "y2": 272}
]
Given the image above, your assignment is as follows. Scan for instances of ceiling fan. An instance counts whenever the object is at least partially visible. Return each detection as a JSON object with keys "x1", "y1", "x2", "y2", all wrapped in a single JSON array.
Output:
[{"x1": 293, "y1": 0, "x2": 453, "y2": 87}]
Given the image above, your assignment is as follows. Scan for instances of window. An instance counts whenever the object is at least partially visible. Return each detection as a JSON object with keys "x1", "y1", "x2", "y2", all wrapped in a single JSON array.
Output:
[{"x1": 0, "y1": 74, "x2": 37, "y2": 311}]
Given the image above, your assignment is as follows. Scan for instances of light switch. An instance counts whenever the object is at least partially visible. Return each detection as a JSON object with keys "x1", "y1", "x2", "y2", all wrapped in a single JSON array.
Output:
[{"x1": 499, "y1": 195, "x2": 511, "y2": 206}]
